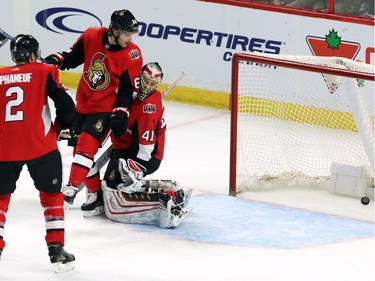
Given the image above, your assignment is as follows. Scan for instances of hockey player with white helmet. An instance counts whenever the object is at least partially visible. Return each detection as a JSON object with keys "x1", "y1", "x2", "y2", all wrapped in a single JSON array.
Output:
[{"x1": 101, "y1": 62, "x2": 192, "y2": 228}]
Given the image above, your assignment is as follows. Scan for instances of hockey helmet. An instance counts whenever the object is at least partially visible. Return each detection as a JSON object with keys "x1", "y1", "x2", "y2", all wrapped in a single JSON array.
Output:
[
  {"x1": 10, "y1": 34, "x2": 40, "y2": 63},
  {"x1": 109, "y1": 9, "x2": 139, "y2": 33},
  {"x1": 139, "y1": 62, "x2": 163, "y2": 100}
]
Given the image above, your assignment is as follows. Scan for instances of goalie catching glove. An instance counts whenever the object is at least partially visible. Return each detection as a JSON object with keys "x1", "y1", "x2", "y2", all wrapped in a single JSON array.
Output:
[
  {"x1": 117, "y1": 158, "x2": 146, "y2": 193},
  {"x1": 45, "y1": 52, "x2": 66, "y2": 70},
  {"x1": 109, "y1": 107, "x2": 129, "y2": 137}
]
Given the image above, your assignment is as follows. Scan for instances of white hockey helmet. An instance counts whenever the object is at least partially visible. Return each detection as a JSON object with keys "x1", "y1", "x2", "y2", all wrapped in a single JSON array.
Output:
[{"x1": 138, "y1": 62, "x2": 163, "y2": 100}]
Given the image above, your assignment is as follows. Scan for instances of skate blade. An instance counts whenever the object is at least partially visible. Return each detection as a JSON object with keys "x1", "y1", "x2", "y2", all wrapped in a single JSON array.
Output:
[
  {"x1": 82, "y1": 206, "x2": 104, "y2": 218},
  {"x1": 160, "y1": 207, "x2": 192, "y2": 229},
  {"x1": 53, "y1": 261, "x2": 75, "y2": 273},
  {"x1": 172, "y1": 207, "x2": 192, "y2": 228},
  {"x1": 64, "y1": 202, "x2": 73, "y2": 212}
]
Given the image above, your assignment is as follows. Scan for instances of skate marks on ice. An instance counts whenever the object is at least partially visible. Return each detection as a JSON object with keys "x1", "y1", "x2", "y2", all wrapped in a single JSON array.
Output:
[{"x1": 126, "y1": 194, "x2": 374, "y2": 249}]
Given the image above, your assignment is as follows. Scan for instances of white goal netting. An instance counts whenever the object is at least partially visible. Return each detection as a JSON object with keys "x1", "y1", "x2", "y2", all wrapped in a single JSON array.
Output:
[{"x1": 230, "y1": 52, "x2": 374, "y2": 195}]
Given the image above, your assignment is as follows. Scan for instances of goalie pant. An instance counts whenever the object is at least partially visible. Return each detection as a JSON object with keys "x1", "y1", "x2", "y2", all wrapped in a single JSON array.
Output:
[{"x1": 101, "y1": 182, "x2": 191, "y2": 228}]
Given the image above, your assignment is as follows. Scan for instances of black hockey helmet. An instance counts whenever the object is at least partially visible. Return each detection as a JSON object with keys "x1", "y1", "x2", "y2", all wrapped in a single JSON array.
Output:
[
  {"x1": 139, "y1": 62, "x2": 163, "y2": 100},
  {"x1": 10, "y1": 34, "x2": 39, "y2": 63},
  {"x1": 109, "y1": 9, "x2": 139, "y2": 33}
]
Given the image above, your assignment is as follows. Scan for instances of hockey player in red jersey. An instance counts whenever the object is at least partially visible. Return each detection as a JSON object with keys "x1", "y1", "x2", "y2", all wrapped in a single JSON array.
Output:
[
  {"x1": 108, "y1": 62, "x2": 167, "y2": 181},
  {"x1": 0, "y1": 34, "x2": 76, "y2": 272},
  {"x1": 45, "y1": 9, "x2": 143, "y2": 216},
  {"x1": 101, "y1": 62, "x2": 192, "y2": 228}
]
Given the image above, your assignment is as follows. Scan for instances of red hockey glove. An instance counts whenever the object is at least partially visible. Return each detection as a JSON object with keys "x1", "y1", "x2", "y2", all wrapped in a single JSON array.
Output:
[{"x1": 45, "y1": 52, "x2": 66, "y2": 70}]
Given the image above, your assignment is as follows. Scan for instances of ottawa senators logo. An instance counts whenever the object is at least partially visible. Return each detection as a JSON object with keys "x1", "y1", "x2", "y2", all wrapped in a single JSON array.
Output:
[
  {"x1": 129, "y1": 49, "x2": 141, "y2": 60},
  {"x1": 83, "y1": 52, "x2": 110, "y2": 90},
  {"x1": 93, "y1": 119, "x2": 104, "y2": 132},
  {"x1": 143, "y1": 103, "x2": 156, "y2": 113}
]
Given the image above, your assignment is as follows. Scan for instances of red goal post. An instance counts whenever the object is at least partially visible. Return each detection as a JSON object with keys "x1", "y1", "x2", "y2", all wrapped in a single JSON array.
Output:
[{"x1": 230, "y1": 52, "x2": 375, "y2": 196}]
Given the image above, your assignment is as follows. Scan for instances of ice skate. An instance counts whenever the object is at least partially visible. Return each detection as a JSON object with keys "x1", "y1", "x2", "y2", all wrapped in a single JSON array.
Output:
[
  {"x1": 48, "y1": 242, "x2": 75, "y2": 273},
  {"x1": 63, "y1": 184, "x2": 79, "y2": 208},
  {"x1": 81, "y1": 190, "x2": 104, "y2": 218},
  {"x1": 159, "y1": 193, "x2": 192, "y2": 228},
  {"x1": 174, "y1": 189, "x2": 192, "y2": 208}
]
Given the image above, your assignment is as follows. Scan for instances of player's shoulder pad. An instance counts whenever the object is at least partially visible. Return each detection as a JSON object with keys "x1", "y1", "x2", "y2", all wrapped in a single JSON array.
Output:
[
  {"x1": 126, "y1": 42, "x2": 142, "y2": 60},
  {"x1": 83, "y1": 26, "x2": 108, "y2": 39},
  {"x1": 39, "y1": 62, "x2": 59, "y2": 72}
]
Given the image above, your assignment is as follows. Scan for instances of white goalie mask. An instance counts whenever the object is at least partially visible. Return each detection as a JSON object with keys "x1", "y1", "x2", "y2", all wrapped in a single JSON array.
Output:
[{"x1": 138, "y1": 62, "x2": 163, "y2": 100}]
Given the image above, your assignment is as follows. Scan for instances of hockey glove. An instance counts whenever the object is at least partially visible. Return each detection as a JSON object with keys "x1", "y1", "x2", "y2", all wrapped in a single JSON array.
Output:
[
  {"x1": 55, "y1": 118, "x2": 78, "y2": 141},
  {"x1": 45, "y1": 52, "x2": 66, "y2": 70},
  {"x1": 117, "y1": 158, "x2": 146, "y2": 193},
  {"x1": 57, "y1": 128, "x2": 79, "y2": 141},
  {"x1": 109, "y1": 107, "x2": 129, "y2": 138}
]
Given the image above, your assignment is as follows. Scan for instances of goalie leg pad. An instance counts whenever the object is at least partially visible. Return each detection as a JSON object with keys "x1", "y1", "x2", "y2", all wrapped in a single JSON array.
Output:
[
  {"x1": 102, "y1": 181, "x2": 192, "y2": 227},
  {"x1": 102, "y1": 181, "x2": 164, "y2": 225}
]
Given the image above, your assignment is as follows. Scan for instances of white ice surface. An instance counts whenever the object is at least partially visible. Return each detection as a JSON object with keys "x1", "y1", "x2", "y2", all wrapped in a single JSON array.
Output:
[{"x1": 0, "y1": 100, "x2": 374, "y2": 281}]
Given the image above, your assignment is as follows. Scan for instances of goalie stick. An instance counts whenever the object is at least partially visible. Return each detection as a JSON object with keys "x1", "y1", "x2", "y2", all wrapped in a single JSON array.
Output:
[
  {"x1": 74, "y1": 70, "x2": 187, "y2": 193},
  {"x1": 162, "y1": 70, "x2": 186, "y2": 98},
  {"x1": 0, "y1": 28, "x2": 46, "y2": 62}
]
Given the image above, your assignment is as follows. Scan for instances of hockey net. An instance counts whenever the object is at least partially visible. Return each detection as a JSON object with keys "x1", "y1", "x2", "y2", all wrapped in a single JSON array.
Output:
[{"x1": 230, "y1": 52, "x2": 374, "y2": 196}]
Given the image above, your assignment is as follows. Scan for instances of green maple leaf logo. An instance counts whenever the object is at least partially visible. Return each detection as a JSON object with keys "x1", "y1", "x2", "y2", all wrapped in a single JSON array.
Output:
[{"x1": 325, "y1": 29, "x2": 341, "y2": 49}]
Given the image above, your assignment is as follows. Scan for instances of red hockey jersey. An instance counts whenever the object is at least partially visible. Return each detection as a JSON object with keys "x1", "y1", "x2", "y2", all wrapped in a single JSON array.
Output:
[
  {"x1": 111, "y1": 90, "x2": 166, "y2": 162},
  {"x1": 0, "y1": 62, "x2": 61, "y2": 161},
  {"x1": 74, "y1": 27, "x2": 143, "y2": 114}
]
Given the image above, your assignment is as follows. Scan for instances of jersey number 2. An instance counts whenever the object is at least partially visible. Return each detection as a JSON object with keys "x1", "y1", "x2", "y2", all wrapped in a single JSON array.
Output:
[{"x1": 5, "y1": 86, "x2": 24, "y2": 122}]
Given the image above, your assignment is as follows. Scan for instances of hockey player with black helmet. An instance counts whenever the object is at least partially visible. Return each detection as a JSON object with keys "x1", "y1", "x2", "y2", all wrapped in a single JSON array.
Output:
[
  {"x1": 0, "y1": 34, "x2": 76, "y2": 272},
  {"x1": 45, "y1": 9, "x2": 143, "y2": 217},
  {"x1": 108, "y1": 9, "x2": 140, "y2": 47}
]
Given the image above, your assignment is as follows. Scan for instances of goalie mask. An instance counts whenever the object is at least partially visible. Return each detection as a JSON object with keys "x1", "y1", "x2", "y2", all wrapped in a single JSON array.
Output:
[
  {"x1": 109, "y1": 9, "x2": 139, "y2": 34},
  {"x1": 138, "y1": 62, "x2": 163, "y2": 100},
  {"x1": 10, "y1": 34, "x2": 40, "y2": 63}
]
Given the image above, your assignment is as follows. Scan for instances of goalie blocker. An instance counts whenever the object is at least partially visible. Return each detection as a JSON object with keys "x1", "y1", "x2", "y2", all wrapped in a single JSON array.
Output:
[{"x1": 102, "y1": 180, "x2": 192, "y2": 228}]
